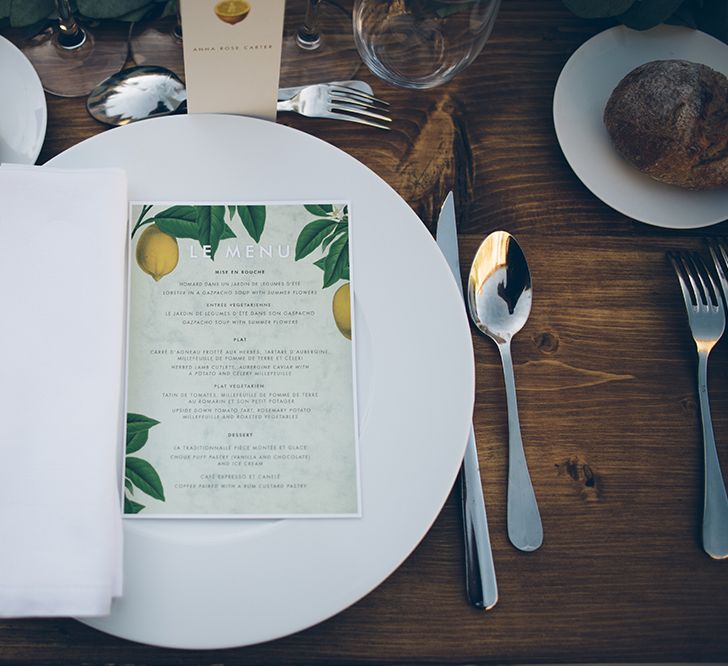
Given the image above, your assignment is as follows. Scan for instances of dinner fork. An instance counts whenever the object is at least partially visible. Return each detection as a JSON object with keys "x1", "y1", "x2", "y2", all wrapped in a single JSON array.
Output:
[
  {"x1": 669, "y1": 251, "x2": 728, "y2": 560},
  {"x1": 276, "y1": 84, "x2": 391, "y2": 130}
]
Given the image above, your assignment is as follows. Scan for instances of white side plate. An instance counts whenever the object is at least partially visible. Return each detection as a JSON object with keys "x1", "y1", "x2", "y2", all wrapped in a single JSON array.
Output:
[{"x1": 554, "y1": 25, "x2": 728, "y2": 229}]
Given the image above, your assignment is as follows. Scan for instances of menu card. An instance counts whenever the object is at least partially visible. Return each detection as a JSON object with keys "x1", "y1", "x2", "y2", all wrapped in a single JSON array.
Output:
[{"x1": 124, "y1": 201, "x2": 359, "y2": 518}]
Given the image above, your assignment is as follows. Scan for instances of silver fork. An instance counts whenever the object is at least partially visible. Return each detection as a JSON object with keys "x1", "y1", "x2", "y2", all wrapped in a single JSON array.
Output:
[
  {"x1": 669, "y1": 251, "x2": 728, "y2": 559},
  {"x1": 276, "y1": 84, "x2": 391, "y2": 130}
]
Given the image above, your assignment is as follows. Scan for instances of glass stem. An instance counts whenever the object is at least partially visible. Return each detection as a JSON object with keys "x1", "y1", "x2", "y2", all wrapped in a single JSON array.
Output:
[
  {"x1": 56, "y1": 0, "x2": 86, "y2": 49},
  {"x1": 296, "y1": 0, "x2": 322, "y2": 51}
]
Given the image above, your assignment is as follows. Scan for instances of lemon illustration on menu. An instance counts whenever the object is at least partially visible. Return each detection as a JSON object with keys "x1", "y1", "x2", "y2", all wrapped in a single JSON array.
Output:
[
  {"x1": 135, "y1": 225, "x2": 179, "y2": 281},
  {"x1": 214, "y1": 0, "x2": 251, "y2": 24},
  {"x1": 332, "y1": 282, "x2": 351, "y2": 340}
]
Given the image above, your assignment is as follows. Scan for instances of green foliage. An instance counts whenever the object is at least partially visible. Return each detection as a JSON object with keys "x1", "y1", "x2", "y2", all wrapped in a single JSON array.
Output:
[
  {"x1": 563, "y1": 0, "x2": 728, "y2": 41},
  {"x1": 132, "y1": 204, "x2": 264, "y2": 261},
  {"x1": 124, "y1": 412, "x2": 165, "y2": 514},
  {"x1": 3, "y1": 0, "x2": 174, "y2": 26},
  {"x1": 295, "y1": 204, "x2": 349, "y2": 288}
]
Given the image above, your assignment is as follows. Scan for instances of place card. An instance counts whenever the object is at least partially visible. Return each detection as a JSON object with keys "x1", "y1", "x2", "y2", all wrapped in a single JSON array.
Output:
[
  {"x1": 124, "y1": 201, "x2": 359, "y2": 518},
  {"x1": 179, "y1": 0, "x2": 285, "y2": 120}
]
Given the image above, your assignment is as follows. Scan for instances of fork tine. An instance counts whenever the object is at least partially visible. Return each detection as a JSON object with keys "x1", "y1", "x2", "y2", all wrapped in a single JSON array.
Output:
[
  {"x1": 683, "y1": 253, "x2": 707, "y2": 305},
  {"x1": 669, "y1": 252, "x2": 697, "y2": 310},
  {"x1": 329, "y1": 92, "x2": 390, "y2": 114},
  {"x1": 330, "y1": 102, "x2": 392, "y2": 124},
  {"x1": 327, "y1": 111, "x2": 392, "y2": 131},
  {"x1": 708, "y1": 239, "x2": 728, "y2": 302},
  {"x1": 695, "y1": 251, "x2": 722, "y2": 308},
  {"x1": 330, "y1": 85, "x2": 390, "y2": 107}
]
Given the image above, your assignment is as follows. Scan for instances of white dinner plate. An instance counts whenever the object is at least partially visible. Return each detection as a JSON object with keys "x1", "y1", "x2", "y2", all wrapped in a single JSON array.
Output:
[
  {"x1": 48, "y1": 114, "x2": 474, "y2": 649},
  {"x1": 0, "y1": 35, "x2": 46, "y2": 165},
  {"x1": 553, "y1": 25, "x2": 728, "y2": 229}
]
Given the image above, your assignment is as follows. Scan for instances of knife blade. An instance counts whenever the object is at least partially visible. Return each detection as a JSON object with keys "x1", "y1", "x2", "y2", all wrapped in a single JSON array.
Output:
[{"x1": 436, "y1": 191, "x2": 498, "y2": 611}]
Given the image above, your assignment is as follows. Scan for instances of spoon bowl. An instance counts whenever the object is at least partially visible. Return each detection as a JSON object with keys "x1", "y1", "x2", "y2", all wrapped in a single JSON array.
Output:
[
  {"x1": 87, "y1": 65, "x2": 186, "y2": 126},
  {"x1": 468, "y1": 230, "x2": 542, "y2": 552},
  {"x1": 468, "y1": 230, "x2": 532, "y2": 344}
]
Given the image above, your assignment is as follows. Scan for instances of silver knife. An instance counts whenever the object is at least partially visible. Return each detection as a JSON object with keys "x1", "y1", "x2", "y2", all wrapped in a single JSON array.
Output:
[{"x1": 436, "y1": 191, "x2": 498, "y2": 611}]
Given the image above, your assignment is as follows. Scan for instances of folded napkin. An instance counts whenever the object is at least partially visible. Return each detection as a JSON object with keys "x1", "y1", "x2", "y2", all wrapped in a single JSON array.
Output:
[{"x1": 0, "y1": 165, "x2": 127, "y2": 617}]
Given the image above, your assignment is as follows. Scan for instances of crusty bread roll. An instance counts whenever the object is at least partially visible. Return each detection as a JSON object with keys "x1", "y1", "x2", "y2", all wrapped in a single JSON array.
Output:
[{"x1": 603, "y1": 59, "x2": 728, "y2": 190}]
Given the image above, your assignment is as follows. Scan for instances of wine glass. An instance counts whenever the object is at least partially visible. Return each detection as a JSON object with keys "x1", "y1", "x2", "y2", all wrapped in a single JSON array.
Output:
[
  {"x1": 352, "y1": 0, "x2": 501, "y2": 89},
  {"x1": 129, "y1": 8, "x2": 184, "y2": 80},
  {"x1": 21, "y1": 0, "x2": 128, "y2": 98},
  {"x1": 279, "y1": 0, "x2": 362, "y2": 88}
]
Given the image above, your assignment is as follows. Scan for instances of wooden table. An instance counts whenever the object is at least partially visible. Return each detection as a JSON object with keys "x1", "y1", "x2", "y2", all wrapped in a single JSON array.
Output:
[{"x1": 3, "y1": 1, "x2": 728, "y2": 662}]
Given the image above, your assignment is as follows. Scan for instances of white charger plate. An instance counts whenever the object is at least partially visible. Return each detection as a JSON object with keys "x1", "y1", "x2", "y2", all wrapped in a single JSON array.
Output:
[
  {"x1": 0, "y1": 35, "x2": 46, "y2": 165},
  {"x1": 553, "y1": 25, "x2": 728, "y2": 229},
  {"x1": 48, "y1": 114, "x2": 474, "y2": 649}
]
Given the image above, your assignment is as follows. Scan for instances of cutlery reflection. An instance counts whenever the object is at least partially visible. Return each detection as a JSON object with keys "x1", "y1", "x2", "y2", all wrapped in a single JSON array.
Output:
[
  {"x1": 86, "y1": 65, "x2": 389, "y2": 129},
  {"x1": 468, "y1": 231, "x2": 543, "y2": 552},
  {"x1": 672, "y1": 247, "x2": 728, "y2": 560},
  {"x1": 435, "y1": 192, "x2": 498, "y2": 610}
]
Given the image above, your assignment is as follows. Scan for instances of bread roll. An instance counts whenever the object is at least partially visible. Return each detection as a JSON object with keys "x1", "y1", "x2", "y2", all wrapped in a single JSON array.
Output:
[{"x1": 603, "y1": 59, "x2": 728, "y2": 190}]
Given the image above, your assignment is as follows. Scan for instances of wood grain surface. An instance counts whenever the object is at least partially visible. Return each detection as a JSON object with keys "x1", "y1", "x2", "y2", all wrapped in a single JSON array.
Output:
[{"x1": 3, "y1": 0, "x2": 728, "y2": 663}]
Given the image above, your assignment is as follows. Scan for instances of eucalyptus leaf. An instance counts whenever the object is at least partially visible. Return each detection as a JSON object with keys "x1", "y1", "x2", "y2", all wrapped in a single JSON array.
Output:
[
  {"x1": 124, "y1": 496, "x2": 145, "y2": 514},
  {"x1": 295, "y1": 219, "x2": 338, "y2": 260},
  {"x1": 562, "y1": 0, "x2": 634, "y2": 18},
  {"x1": 77, "y1": 0, "x2": 151, "y2": 18},
  {"x1": 10, "y1": 0, "x2": 54, "y2": 27},
  {"x1": 620, "y1": 0, "x2": 685, "y2": 29},
  {"x1": 126, "y1": 429, "x2": 149, "y2": 454},
  {"x1": 322, "y1": 236, "x2": 349, "y2": 288},
  {"x1": 126, "y1": 457, "x2": 165, "y2": 501},
  {"x1": 237, "y1": 205, "x2": 266, "y2": 243},
  {"x1": 304, "y1": 204, "x2": 335, "y2": 217},
  {"x1": 126, "y1": 412, "x2": 160, "y2": 435}
]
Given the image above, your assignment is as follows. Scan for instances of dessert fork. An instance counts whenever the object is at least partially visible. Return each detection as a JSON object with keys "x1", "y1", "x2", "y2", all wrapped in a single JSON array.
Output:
[
  {"x1": 669, "y1": 251, "x2": 728, "y2": 559},
  {"x1": 277, "y1": 84, "x2": 391, "y2": 130}
]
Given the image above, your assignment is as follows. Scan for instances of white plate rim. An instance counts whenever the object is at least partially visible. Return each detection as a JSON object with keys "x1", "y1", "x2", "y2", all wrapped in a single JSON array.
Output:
[
  {"x1": 553, "y1": 24, "x2": 728, "y2": 229},
  {"x1": 0, "y1": 35, "x2": 47, "y2": 165},
  {"x1": 47, "y1": 114, "x2": 475, "y2": 649}
]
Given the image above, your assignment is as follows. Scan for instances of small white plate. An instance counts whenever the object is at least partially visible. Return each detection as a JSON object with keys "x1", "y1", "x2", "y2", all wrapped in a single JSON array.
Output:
[
  {"x1": 553, "y1": 25, "x2": 728, "y2": 229},
  {"x1": 0, "y1": 35, "x2": 46, "y2": 165},
  {"x1": 48, "y1": 114, "x2": 474, "y2": 649}
]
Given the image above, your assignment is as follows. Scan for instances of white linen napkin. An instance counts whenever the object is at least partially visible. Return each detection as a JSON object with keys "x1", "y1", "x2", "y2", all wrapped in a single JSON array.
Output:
[{"x1": 0, "y1": 165, "x2": 126, "y2": 617}]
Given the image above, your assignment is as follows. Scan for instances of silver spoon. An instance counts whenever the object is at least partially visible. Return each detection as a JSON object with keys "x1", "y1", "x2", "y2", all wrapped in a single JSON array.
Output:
[
  {"x1": 468, "y1": 231, "x2": 543, "y2": 552},
  {"x1": 87, "y1": 65, "x2": 187, "y2": 126}
]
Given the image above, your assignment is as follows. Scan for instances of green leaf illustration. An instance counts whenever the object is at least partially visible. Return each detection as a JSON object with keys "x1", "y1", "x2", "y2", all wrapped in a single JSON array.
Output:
[
  {"x1": 227, "y1": 205, "x2": 236, "y2": 220},
  {"x1": 154, "y1": 218, "x2": 197, "y2": 239},
  {"x1": 313, "y1": 257, "x2": 327, "y2": 271},
  {"x1": 295, "y1": 219, "x2": 338, "y2": 260},
  {"x1": 304, "y1": 204, "x2": 335, "y2": 217},
  {"x1": 323, "y1": 236, "x2": 349, "y2": 288},
  {"x1": 126, "y1": 457, "x2": 166, "y2": 501},
  {"x1": 237, "y1": 205, "x2": 266, "y2": 243},
  {"x1": 126, "y1": 429, "x2": 149, "y2": 454},
  {"x1": 125, "y1": 478, "x2": 134, "y2": 494},
  {"x1": 126, "y1": 413, "x2": 160, "y2": 435},
  {"x1": 220, "y1": 223, "x2": 236, "y2": 240},
  {"x1": 321, "y1": 223, "x2": 347, "y2": 252},
  {"x1": 197, "y1": 205, "x2": 227, "y2": 259},
  {"x1": 124, "y1": 496, "x2": 145, "y2": 514}
]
